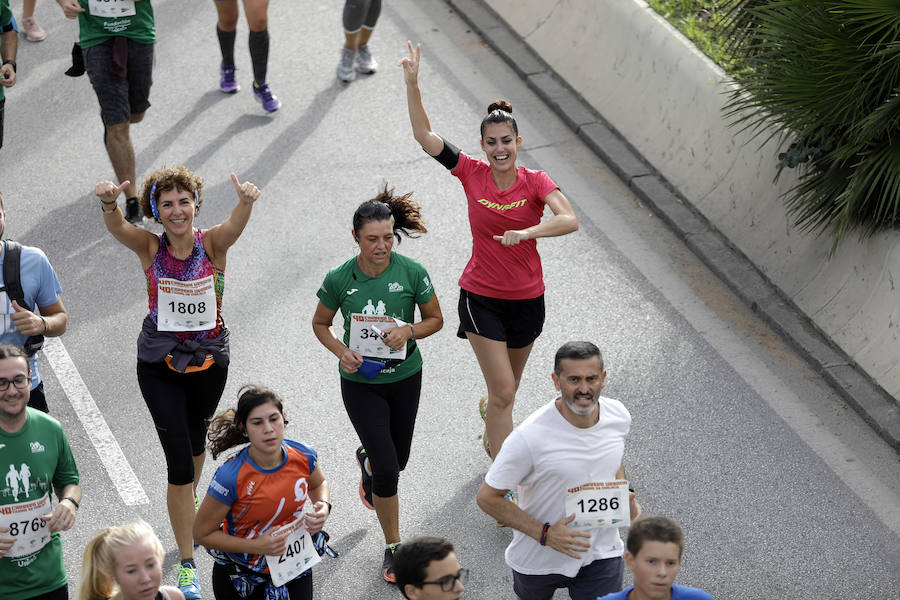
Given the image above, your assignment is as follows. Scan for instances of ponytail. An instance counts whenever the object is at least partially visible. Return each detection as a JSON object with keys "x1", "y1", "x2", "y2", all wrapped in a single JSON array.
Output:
[
  {"x1": 207, "y1": 385, "x2": 286, "y2": 460},
  {"x1": 77, "y1": 528, "x2": 115, "y2": 600},
  {"x1": 77, "y1": 521, "x2": 164, "y2": 600},
  {"x1": 352, "y1": 184, "x2": 427, "y2": 242},
  {"x1": 207, "y1": 408, "x2": 247, "y2": 459}
]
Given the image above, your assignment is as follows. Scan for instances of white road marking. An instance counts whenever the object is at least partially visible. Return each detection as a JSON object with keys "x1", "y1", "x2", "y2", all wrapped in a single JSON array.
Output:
[{"x1": 42, "y1": 337, "x2": 149, "y2": 506}]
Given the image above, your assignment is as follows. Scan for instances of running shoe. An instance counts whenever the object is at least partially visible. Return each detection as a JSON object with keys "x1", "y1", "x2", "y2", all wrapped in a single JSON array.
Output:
[
  {"x1": 173, "y1": 563, "x2": 201, "y2": 600},
  {"x1": 356, "y1": 44, "x2": 378, "y2": 74},
  {"x1": 21, "y1": 17, "x2": 46, "y2": 42},
  {"x1": 124, "y1": 197, "x2": 142, "y2": 225},
  {"x1": 383, "y1": 543, "x2": 400, "y2": 583},
  {"x1": 219, "y1": 64, "x2": 240, "y2": 93},
  {"x1": 356, "y1": 446, "x2": 375, "y2": 510},
  {"x1": 337, "y1": 47, "x2": 356, "y2": 82},
  {"x1": 479, "y1": 395, "x2": 491, "y2": 458},
  {"x1": 252, "y1": 81, "x2": 281, "y2": 112}
]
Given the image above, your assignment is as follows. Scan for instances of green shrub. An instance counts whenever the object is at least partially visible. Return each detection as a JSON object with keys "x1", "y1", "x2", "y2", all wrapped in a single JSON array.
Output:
[{"x1": 720, "y1": 1, "x2": 900, "y2": 249}]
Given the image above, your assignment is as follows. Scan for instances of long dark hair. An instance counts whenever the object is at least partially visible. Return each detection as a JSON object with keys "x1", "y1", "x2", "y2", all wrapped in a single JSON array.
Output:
[
  {"x1": 352, "y1": 184, "x2": 428, "y2": 244},
  {"x1": 207, "y1": 385, "x2": 287, "y2": 459}
]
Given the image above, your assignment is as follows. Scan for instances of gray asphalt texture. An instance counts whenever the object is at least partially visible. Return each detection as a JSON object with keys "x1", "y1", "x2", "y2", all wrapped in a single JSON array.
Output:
[{"x1": 2, "y1": 0, "x2": 899, "y2": 598}]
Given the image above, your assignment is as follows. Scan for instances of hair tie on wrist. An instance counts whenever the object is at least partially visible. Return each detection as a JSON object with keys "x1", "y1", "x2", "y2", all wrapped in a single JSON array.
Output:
[{"x1": 539, "y1": 522, "x2": 550, "y2": 546}]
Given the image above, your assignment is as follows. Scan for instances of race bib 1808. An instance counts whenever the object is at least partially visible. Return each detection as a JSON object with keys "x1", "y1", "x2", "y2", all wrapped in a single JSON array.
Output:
[
  {"x1": 157, "y1": 276, "x2": 217, "y2": 332},
  {"x1": 89, "y1": 0, "x2": 136, "y2": 18},
  {"x1": 565, "y1": 480, "x2": 630, "y2": 531},
  {"x1": 265, "y1": 519, "x2": 321, "y2": 587},
  {"x1": 0, "y1": 493, "x2": 52, "y2": 559}
]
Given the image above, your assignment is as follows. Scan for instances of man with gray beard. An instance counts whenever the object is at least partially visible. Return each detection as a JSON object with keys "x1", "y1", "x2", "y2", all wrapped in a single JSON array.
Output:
[{"x1": 477, "y1": 341, "x2": 642, "y2": 600}]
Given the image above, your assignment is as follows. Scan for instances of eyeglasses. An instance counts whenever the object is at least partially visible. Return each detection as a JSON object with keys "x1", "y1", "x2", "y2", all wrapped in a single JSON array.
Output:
[
  {"x1": 0, "y1": 375, "x2": 29, "y2": 391},
  {"x1": 421, "y1": 568, "x2": 469, "y2": 592}
]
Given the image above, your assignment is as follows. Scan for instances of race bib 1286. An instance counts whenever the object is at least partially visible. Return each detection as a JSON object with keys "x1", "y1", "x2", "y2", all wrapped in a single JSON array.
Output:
[{"x1": 565, "y1": 480, "x2": 630, "y2": 531}]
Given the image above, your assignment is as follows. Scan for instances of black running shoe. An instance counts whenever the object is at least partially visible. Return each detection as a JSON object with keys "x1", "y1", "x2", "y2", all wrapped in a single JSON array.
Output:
[
  {"x1": 356, "y1": 446, "x2": 374, "y2": 510},
  {"x1": 125, "y1": 197, "x2": 142, "y2": 225},
  {"x1": 383, "y1": 543, "x2": 400, "y2": 583}
]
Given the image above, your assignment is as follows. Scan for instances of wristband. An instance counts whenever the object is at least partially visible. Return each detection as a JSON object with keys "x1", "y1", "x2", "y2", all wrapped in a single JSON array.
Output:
[
  {"x1": 408, "y1": 323, "x2": 415, "y2": 340},
  {"x1": 2, "y1": 59, "x2": 16, "y2": 73},
  {"x1": 539, "y1": 522, "x2": 550, "y2": 546},
  {"x1": 100, "y1": 197, "x2": 118, "y2": 205},
  {"x1": 323, "y1": 500, "x2": 332, "y2": 513},
  {"x1": 40, "y1": 317, "x2": 48, "y2": 334},
  {"x1": 63, "y1": 497, "x2": 79, "y2": 510},
  {"x1": 100, "y1": 202, "x2": 118, "y2": 214}
]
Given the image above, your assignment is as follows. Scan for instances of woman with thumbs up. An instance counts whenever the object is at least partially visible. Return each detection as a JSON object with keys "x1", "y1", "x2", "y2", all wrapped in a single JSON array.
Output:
[{"x1": 95, "y1": 165, "x2": 261, "y2": 600}]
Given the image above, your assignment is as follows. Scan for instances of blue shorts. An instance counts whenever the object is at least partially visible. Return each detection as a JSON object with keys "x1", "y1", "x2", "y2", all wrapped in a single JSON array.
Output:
[{"x1": 512, "y1": 556, "x2": 624, "y2": 600}]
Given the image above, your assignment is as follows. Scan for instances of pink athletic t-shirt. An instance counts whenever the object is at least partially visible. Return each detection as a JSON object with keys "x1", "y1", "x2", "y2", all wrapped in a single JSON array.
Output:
[{"x1": 452, "y1": 152, "x2": 558, "y2": 300}]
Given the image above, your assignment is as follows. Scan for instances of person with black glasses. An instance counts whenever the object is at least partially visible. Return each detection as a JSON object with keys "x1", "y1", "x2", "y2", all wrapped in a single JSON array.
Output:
[
  {"x1": 0, "y1": 344, "x2": 82, "y2": 600},
  {"x1": 312, "y1": 186, "x2": 443, "y2": 584},
  {"x1": 394, "y1": 536, "x2": 467, "y2": 599}
]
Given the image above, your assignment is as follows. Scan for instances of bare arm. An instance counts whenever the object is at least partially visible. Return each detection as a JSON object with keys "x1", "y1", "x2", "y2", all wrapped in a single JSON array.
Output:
[
  {"x1": 616, "y1": 462, "x2": 642, "y2": 521},
  {"x1": 312, "y1": 301, "x2": 363, "y2": 374},
  {"x1": 56, "y1": 0, "x2": 85, "y2": 19},
  {"x1": 9, "y1": 298, "x2": 67, "y2": 338},
  {"x1": 44, "y1": 483, "x2": 81, "y2": 532},
  {"x1": 303, "y1": 465, "x2": 331, "y2": 535},
  {"x1": 0, "y1": 29, "x2": 17, "y2": 88},
  {"x1": 379, "y1": 293, "x2": 444, "y2": 351},
  {"x1": 477, "y1": 481, "x2": 591, "y2": 559},
  {"x1": 204, "y1": 174, "x2": 261, "y2": 268},
  {"x1": 492, "y1": 188, "x2": 579, "y2": 246},
  {"x1": 95, "y1": 180, "x2": 159, "y2": 268},
  {"x1": 194, "y1": 495, "x2": 289, "y2": 556},
  {"x1": 401, "y1": 42, "x2": 444, "y2": 157}
]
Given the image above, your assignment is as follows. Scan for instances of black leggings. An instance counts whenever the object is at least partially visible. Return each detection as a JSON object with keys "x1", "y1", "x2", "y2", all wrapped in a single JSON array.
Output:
[
  {"x1": 25, "y1": 584, "x2": 68, "y2": 600},
  {"x1": 136, "y1": 360, "x2": 228, "y2": 485},
  {"x1": 212, "y1": 562, "x2": 312, "y2": 600},
  {"x1": 341, "y1": 370, "x2": 422, "y2": 498}
]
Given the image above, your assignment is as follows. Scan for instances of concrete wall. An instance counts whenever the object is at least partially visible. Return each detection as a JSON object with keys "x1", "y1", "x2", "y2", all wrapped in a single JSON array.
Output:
[{"x1": 481, "y1": 0, "x2": 900, "y2": 398}]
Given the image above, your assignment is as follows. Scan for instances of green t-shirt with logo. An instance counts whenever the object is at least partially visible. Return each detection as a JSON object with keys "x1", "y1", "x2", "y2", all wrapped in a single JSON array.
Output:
[
  {"x1": 77, "y1": 0, "x2": 155, "y2": 49},
  {"x1": 0, "y1": 408, "x2": 80, "y2": 600},
  {"x1": 0, "y1": 0, "x2": 13, "y2": 103},
  {"x1": 317, "y1": 253, "x2": 435, "y2": 384}
]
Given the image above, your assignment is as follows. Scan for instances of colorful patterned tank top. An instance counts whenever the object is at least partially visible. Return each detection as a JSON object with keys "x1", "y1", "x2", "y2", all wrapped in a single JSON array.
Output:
[{"x1": 145, "y1": 230, "x2": 224, "y2": 341}]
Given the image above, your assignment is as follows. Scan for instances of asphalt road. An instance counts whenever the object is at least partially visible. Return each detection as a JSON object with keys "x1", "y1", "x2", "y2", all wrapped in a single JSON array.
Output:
[{"x1": 2, "y1": 0, "x2": 899, "y2": 598}]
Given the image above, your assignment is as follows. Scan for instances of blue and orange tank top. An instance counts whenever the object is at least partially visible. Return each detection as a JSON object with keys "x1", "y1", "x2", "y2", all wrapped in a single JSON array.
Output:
[{"x1": 144, "y1": 230, "x2": 224, "y2": 341}]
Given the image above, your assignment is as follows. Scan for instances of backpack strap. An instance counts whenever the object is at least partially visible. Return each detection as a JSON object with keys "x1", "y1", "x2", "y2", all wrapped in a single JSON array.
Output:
[{"x1": 1, "y1": 240, "x2": 44, "y2": 356}]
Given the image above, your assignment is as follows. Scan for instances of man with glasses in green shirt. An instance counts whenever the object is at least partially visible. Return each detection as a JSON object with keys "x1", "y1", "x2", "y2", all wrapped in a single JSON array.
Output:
[{"x1": 0, "y1": 344, "x2": 82, "y2": 600}]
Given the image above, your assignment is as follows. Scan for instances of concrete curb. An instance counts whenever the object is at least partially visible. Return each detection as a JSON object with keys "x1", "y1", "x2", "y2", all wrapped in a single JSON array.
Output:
[{"x1": 444, "y1": 0, "x2": 900, "y2": 451}]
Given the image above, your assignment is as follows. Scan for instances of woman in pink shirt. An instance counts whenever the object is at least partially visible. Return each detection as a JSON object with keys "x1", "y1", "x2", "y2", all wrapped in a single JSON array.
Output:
[{"x1": 401, "y1": 42, "x2": 578, "y2": 460}]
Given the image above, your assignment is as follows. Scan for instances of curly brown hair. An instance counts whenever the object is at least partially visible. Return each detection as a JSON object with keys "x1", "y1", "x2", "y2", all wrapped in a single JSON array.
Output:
[{"x1": 139, "y1": 166, "x2": 204, "y2": 220}]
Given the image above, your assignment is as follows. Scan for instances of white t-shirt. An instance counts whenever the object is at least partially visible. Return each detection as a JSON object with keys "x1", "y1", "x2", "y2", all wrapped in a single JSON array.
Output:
[{"x1": 484, "y1": 397, "x2": 631, "y2": 577}]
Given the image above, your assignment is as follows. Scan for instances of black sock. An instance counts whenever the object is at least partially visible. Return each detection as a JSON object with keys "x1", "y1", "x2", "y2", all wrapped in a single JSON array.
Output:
[
  {"x1": 181, "y1": 558, "x2": 196, "y2": 568},
  {"x1": 216, "y1": 26, "x2": 237, "y2": 66},
  {"x1": 248, "y1": 29, "x2": 269, "y2": 85}
]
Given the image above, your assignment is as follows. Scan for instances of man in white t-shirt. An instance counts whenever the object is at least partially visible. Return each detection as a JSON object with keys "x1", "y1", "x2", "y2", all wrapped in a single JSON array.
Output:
[{"x1": 477, "y1": 341, "x2": 641, "y2": 600}]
